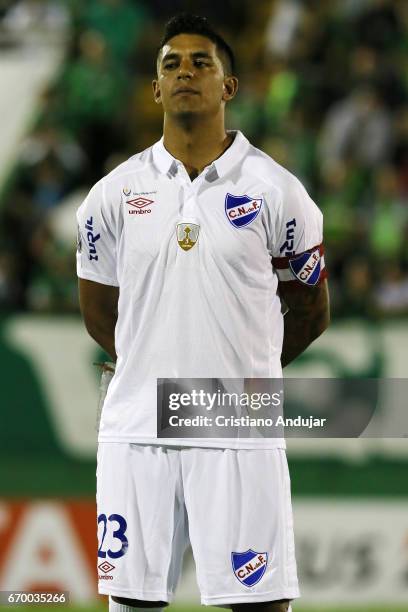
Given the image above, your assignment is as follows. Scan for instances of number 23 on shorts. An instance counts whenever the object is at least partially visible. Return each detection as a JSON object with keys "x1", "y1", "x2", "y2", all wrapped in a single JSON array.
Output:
[{"x1": 98, "y1": 513, "x2": 128, "y2": 559}]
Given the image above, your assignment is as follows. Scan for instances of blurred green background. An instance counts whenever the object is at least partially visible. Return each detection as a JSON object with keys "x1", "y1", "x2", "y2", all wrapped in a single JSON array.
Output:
[{"x1": 0, "y1": 0, "x2": 407, "y2": 610}]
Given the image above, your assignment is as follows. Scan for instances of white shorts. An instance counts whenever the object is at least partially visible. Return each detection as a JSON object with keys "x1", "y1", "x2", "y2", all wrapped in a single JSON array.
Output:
[{"x1": 96, "y1": 443, "x2": 300, "y2": 607}]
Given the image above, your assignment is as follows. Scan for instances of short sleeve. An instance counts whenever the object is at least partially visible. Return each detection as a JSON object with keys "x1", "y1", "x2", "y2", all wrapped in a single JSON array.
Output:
[
  {"x1": 271, "y1": 176, "x2": 327, "y2": 286},
  {"x1": 76, "y1": 180, "x2": 119, "y2": 287}
]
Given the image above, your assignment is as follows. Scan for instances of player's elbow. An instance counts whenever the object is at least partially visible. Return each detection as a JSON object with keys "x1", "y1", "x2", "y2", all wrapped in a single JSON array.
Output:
[
  {"x1": 83, "y1": 316, "x2": 101, "y2": 342},
  {"x1": 82, "y1": 312, "x2": 114, "y2": 342},
  {"x1": 310, "y1": 280, "x2": 331, "y2": 341},
  {"x1": 311, "y1": 308, "x2": 330, "y2": 341}
]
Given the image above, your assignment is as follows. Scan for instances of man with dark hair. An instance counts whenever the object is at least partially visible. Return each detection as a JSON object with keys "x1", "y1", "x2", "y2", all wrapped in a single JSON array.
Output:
[
  {"x1": 158, "y1": 13, "x2": 236, "y2": 75},
  {"x1": 77, "y1": 13, "x2": 329, "y2": 612}
]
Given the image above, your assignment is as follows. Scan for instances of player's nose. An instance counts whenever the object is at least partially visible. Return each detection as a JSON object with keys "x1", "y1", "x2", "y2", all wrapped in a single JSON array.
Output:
[{"x1": 177, "y1": 58, "x2": 194, "y2": 79}]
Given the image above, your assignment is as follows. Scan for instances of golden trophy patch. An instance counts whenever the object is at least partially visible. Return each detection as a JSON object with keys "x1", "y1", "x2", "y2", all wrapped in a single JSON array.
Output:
[{"x1": 177, "y1": 223, "x2": 200, "y2": 251}]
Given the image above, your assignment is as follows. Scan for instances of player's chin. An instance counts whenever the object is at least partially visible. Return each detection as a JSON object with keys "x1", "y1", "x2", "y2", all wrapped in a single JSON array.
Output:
[
  {"x1": 170, "y1": 95, "x2": 203, "y2": 109},
  {"x1": 171, "y1": 107, "x2": 204, "y2": 121},
  {"x1": 173, "y1": 99, "x2": 201, "y2": 111}
]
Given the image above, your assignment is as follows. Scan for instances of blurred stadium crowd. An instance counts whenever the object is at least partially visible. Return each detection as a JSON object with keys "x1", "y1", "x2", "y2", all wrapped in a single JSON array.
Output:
[{"x1": 0, "y1": 0, "x2": 407, "y2": 319}]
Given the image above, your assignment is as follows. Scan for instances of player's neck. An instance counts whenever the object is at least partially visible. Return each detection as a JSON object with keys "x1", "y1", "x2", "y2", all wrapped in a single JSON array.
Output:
[{"x1": 162, "y1": 114, "x2": 232, "y2": 179}]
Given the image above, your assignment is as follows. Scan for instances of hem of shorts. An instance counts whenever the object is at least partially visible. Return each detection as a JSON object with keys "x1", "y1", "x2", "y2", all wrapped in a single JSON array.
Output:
[
  {"x1": 98, "y1": 585, "x2": 173, "y2": 602},
  {"x1": 201, "y1": 588, "x2": 300, "y2": 606},
  {"x1": 97, "y1": 435, "x2": 286, "y2": 450}
]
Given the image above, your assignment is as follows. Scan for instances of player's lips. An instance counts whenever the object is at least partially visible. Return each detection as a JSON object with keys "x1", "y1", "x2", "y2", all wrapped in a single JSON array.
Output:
[{"x1": 172, "y1": 87, "x2": 200, "y2": 96}]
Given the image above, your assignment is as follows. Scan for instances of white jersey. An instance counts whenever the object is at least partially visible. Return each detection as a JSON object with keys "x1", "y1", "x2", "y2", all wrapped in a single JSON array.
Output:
[{"x1": 76, "y1": 131, "x2": 325, "y2": 449}]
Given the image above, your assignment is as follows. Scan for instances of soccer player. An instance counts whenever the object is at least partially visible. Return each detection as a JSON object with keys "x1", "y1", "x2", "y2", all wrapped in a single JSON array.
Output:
[{"x1": 77, "y1": 13, "x2": 329, "y2": 612}]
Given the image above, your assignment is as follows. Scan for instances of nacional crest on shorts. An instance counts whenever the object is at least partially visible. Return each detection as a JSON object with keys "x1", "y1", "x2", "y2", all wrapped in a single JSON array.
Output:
[
  {"x1": 177, "y1": 223, "x2": 200, "y2": 251},
  {"x1": 289, "y1": 247, "x2": 321, "y2": 286},
  {"x1": 231, "y1": 549, "x2": 268, "y2": 587},
  {"x1": 225, "y1": 193, "x2": 263, "y2": 228}
]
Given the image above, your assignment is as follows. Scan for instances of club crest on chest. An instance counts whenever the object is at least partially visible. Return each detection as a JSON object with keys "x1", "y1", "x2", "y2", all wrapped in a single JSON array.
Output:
[{"x1": 225, "y1": 193, "x2": 263, "y2": 228}]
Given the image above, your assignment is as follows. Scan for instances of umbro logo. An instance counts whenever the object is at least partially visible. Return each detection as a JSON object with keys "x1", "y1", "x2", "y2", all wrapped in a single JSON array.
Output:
[
  {"x1": 128, "y1": 197, "x2": 154, "y2": 209},
  {"x1": 127, "y1": 197, "x2": 154, "y2": 215},
  {"x1": 98, "y1": 561, "x2": 115, "y2": 574},
  {"x1": 98, "y1": 560, "x2": 115, "y2": 581}
]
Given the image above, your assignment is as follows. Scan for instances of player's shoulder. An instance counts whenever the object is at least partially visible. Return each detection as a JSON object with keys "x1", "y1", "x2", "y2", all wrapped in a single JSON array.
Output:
[
  {"x1": 79, "y1": 145, "x2": 157, "y2": 210},
  {"x1": 99, "y1": 145, "x2": 156, "y2": 190},
  {"x1": 245, "y1": 141, "x2": 310, "y2": 201}
]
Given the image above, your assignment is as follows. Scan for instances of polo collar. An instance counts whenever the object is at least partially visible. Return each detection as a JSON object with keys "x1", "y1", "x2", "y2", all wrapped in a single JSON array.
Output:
[{"x1": 151, "y1": 130, "x2": 250, "y2": 180}]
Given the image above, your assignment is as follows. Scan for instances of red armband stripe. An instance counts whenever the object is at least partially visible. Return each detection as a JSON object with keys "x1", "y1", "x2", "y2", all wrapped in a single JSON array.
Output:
[
  {"x1": 273, "y1": 244, "x2": 327, "y2": 284},
  {"x1": 272, "y1": 243, "x2": 324, "y2": 269}
]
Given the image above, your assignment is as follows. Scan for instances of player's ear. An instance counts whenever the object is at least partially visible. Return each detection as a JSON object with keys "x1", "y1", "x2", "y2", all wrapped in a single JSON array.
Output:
[
  {"x1": 152, "y1": 79, "x2": 162, "y2": 104},
  {"x1": 222, "y1": 76, "x2": 238, "y2": 102}
]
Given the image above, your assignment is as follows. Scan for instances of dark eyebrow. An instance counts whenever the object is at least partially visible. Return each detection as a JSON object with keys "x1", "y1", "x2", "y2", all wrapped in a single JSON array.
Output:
[
  {"x1": 191, "y1": 51, "x2": 213, "y2": 60},
  {"x1": 161, "y1": 52, "x2": 180, "y2": 63},
  {"x1": 161, "y1": 50, "x2": 214, "y2": 64}
]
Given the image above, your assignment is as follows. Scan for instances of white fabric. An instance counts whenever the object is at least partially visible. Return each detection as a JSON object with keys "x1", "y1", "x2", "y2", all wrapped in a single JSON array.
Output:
[
  {"x1": 77, "y1": 131, "x2": 323, "y2": 449},
  {"x1": 97, "y1": 443, "x2": 300, "y2": 606}
]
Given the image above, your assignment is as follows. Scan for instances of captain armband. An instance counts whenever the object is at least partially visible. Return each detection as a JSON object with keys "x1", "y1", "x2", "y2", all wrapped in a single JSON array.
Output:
[{"x1": 272, "y1": 244, "x2": 327, "y2": 286}]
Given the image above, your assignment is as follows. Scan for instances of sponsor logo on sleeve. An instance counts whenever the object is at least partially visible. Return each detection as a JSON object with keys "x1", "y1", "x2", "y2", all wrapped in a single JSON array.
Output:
[
  {"x1": 289, "y1": 247, "x2": 321, "y2": 285},
  {"x1": 231, "y1": 549, "x2": 268, "y2": 587},
  {"x1": 85, "y1": 216, "x2": 100, "y2": 261},
  {"x1": 279, "y1": 218, "x2": 296, "y2": 255},
  {"x1": 225, "y1": 193, "x2": 263, "y2": 228}
]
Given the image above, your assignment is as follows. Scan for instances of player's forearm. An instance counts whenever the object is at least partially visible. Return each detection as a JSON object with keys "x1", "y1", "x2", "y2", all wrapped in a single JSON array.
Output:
[
  {"x1": 78, "y1": 279, "x2": 119, "y2": 362},
  {"x1": 279, "y1": 279, "x2": 330, "y2": 368},
  {"x1": 84, "y1": 318, "x2": 117, "y2": 362},
  {"x1": 281, "y1": 310, "x2": 328, "y2": 367}
]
